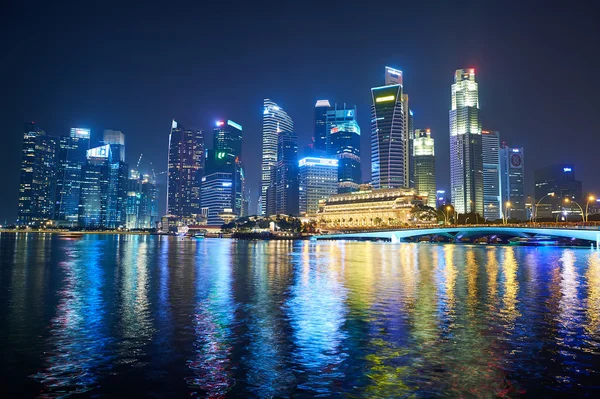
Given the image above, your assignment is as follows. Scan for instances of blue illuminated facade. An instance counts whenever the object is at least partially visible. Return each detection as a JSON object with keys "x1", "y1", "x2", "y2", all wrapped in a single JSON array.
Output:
[{"x1": 78, "y1": 145, "x2": 112, "y2": 228}]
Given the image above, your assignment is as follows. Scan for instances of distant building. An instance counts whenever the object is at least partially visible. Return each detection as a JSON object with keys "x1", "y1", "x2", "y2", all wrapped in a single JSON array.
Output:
[
  {"x1": 299, "y1": 157, "x2": 338, "y2": 215},
  {"x1": 126, "y1": 169, "x2": 159, "y2": 229},
  {"x1": 200, "y1": 172, "x2": 236, "y2": 226},
  {"x1": 328, "y1": 104, "x2": 361, "y2": 193},
  {"x1": 167, "y1": 120, "x2": 204, "y2": 219},
  {"x1": 371, "y1": 67, "x2": 408, "y2": 189},
  {"x1": 102, "y1": 129, "x2": 126, "y2": 163},
  {"x1": 413, "y1": 129, "x2": 436, "y2": 208},
  {"x1": 481, "y1": 130, "x2": 502, "y2": 220},
  {"x1": 54, "y1": 127, "x2": 90, "y2": 225},
  {"x1": 261, "y1": 99, "x2": 293, "y2": 215},
  {"x1": 314, "y1": 100, "x2": 331, "y2": 153},
  {"x1": 436, "y1": 190, "x2": 448, "y2": 208},
  {"x1": 275, "y1": 131, "x2": 299, "y2": 215},
  {"x1": 317, "y1": 187, "x2": 422, "y2": 227},
  {"x1": 78, "y1": 145, "x2": 112, "y2": 228},
  {"x1": 449, "y1": 68, "x2": 483, "y2": 215},
  {"x1": 17, "y1": 122, "x2": 57, "y2": 226},
  {"x1": 534, "y1": 164, "x2": 582, "y2": 219},
  {"x1": 500, "y1": 145, "x2": 526, "y2": 220},
  {"x1": 107, "y1": 161, "x2": 129, "y2": 228}
]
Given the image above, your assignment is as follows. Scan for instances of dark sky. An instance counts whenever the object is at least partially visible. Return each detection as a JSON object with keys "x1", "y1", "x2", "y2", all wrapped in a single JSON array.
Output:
[{"x1": 1, "y1": 0, "x2": 599, "y2": 222}]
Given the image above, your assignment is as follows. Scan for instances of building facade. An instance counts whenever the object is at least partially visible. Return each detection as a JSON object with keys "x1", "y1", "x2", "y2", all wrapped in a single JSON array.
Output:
[
  {"x1": 167, "y1": 120, "x2": 204, "y2": 219},
  {"x1": 481, "y1": 130, "x2": 502, "y2": 220},
  {"x1": 534, "y1": 164, "x2": 581, "y2": 219},
  {"x1": 54, "y1": 127, "x2": 90, "y2": 225},
  {"x1": 17, "y1": 122, "x2": 57, "y2": 225},
  {"x1": 102, "y1": 129, "x2": 126, "y2": 163},
  {"x1": 328, "y1": 105, "x2": 361, "y2": 193},
  {"x1": 126, "y1": 169, "x2": 159, "y2": 229},
  {"x1": 317, "y1": 187, "x2": 422, "y2": 228},
  {"x1": 275, "y1": 131, "x2": 299, "y2": 215},
  {"x1": 371, "y1": 67, "x2": 408, "y2": 189},
  {"x1": 449, "y1": 68, "x2": 484, "y2": 215},
  {"x1": 299, "y1": 157, "x2": 338, "y2": 215},
  {"x1": 499, "y1": 145, "x2": 526, "y2": 220},
  {"x1": 314, "y1": 99, "x2": 331, "y2": 153},
  {"x1": 78, "y1": 145, "x2": 112, "y2": 228},
  {"x1": 413, "y1": 129, "x2": 436, "y2": 208},
  {"x1": 200, "y1": 172, "x2": 235, "y2": 226},
  {"x1": 261, "y1": 99, "x2": 293, "y2": 215}
]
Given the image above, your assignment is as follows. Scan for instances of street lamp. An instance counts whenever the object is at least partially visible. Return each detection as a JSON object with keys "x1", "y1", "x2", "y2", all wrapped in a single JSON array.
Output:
[
  {"x1": 585, "y1": 195, "x2": 596, "y2": 223},
  {"x1": 563, "y1": 198, "x2": 585, "y2": 223},
  {"x1": 503, "y1": 201, "x2": 512, "y2": 225},
  {"x1": 445, "y1": 205, "x2": 452, "y2": 225},
  {"x1": 534, "y1": 192, "x2": 555, "y2": 222}
]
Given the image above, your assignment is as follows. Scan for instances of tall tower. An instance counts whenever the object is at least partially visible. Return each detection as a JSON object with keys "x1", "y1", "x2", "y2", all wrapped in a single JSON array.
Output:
[
  {"x1": 413, "y1": 129, "x2": 436, "y2": 208},
  {"x1": 102, "y1": 129, "x2": 126, "y2": 163},
  {"x1": 275, "y1": 131, "x2": 299, "y2": 215},
  {"x1": 481, "y1": 130, "x2": 501, "y2": 220},
  {"x1": 449, "y1": 68, "x2": 483, "y2": 215},
  {"x1": 500, "y1": 145, "x2": 526, "y2": 220},
  {"x1": 167, "y1": 120, "x2": 204, "y2": 219},
  {"x1": 328, "y1": 104, "x2": 361, "y2": 193},
  {"x1": 371, "y1": 66, "x2": 408, "y2": 189},
  {"x1": 261, "y1": 99, "x2": 293, "y2": 215},
  {"x1": 314, "y1": 100, "x2": 331, "y2": 153}
]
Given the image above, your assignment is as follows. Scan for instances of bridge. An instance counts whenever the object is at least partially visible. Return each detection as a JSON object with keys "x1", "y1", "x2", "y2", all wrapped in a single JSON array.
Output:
[{"x1": 313, "y1": 226, "x2": 600, "y2": 247}]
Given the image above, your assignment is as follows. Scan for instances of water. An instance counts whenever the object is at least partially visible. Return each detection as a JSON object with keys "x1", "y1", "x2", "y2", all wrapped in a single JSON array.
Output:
[{"x1": 1, "y1": 234, "x2": 600, "y2": 398}]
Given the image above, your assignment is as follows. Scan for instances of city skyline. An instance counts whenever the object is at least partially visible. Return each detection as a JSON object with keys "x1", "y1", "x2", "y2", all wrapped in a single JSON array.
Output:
[{"x1": 2, "y1": 1, "x2": 599, "y2": 222}]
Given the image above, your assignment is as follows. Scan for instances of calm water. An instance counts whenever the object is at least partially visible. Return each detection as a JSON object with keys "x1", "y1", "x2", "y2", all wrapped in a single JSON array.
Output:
[{"x1": 1, "y1": 234, "x2": 600, "y2": 398}]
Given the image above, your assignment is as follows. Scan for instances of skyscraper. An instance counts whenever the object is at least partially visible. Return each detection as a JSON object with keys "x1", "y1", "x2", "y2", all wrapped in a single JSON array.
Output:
[
  {"x1": 201, "y1": 120, "x2": 244, "y2": 225},
  {"x1": 413, "y1": 129, "x2": 436, "y2": 208},
  {"x1": 78, "y1": 144, "x2": 112, "y2": 228},
  {"x1": 17, "y1": 122, "x2": 57, "y2": 225},
  {"x1": 500, "y1": 145, "x2": 526, "y2": 220},
  {"x1": 299, "y1": 157, "x2": 338, "y2": 215},
  {"x1": 54, "y1": 127, "x2": 90, "y2": 224},
  {"x1": 107, "y1": 160, "x2": 129, "y2": 228},
  {"x1": 481, "y1": 130, "x2": 502, "y2": 220},
  {"x1": 534, "y1": 164, "x2": 581, "y2": 220},
  {"x1": 449, "y1": 68, "x2": 483, "y2": 215},
  {"x1": 167, "y1": 120, "x2": 204, "y2": 219},
  {"x1": 314, "y1": 100, "x2": 331, "y2": 153},
  {"x1": 261, "y1": 99, "x2": 293, "y2": 214},
  {"x1": 328, "y1": 104, "x2": 361, "y2": 193},
  {"x1": 275, "y1": 131, "x2": 299, "y2": 215},
  {"x1": 371, "y1": 66, "x2": 408, "y2": 189},
  {"x1": 103, "y1": 129, "x2": 126, "y2": 163}
]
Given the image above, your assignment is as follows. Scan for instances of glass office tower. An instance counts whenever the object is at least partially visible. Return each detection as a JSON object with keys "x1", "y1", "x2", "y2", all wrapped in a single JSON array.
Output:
[
  {"x1": 413, "y1": 129, "x2": 436, "y2": 208},
  {"x1": 481, "y1": 130, "x2": 502, "y2": 220}
]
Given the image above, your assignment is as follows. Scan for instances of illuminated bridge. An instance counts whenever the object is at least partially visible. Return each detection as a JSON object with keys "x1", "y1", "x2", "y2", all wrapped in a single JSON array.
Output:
[{"x1": 313, "y1": 226, "x2": 600, "y2": 247}]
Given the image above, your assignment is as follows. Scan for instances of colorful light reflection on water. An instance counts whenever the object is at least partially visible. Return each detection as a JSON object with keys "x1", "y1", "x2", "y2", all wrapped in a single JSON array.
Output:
[{"x1": 2, "y1": 234, "x2": 600, "y2": 397}]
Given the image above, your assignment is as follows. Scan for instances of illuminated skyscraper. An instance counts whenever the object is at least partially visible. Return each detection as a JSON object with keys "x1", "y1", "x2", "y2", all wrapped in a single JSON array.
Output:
[
  {"x1": 371, "y1": 66, "x2": 408, "y2": 189},
  {"x1": 275, "y1": 131, "x2": 299, "y2": 215},
  {"x1": 449, "y1": 68, "x2": 483, "y2": 215},
  {"x1": 500, "y1": 145, "x2": 526, "y2": 220},
  {"x1": 54, "y1": 127, "x2": 90, "y2": 224},
  {"x1": 413, "y1": 129, "x2": 436, "y2": 207},
  {"x1": 17, "y1": 122, "x2": 57, "y2": 225},
  {"x1": 261, "y1": 99, "x2": 293, "y2": 214},
  {"x1": 314, "y1": 100, "x2": 331, "y2": 153},
  {"x1": 78, "y1": 144, "x2": 112, "y2": 228},
  {"x1": 482, "y1": 130, "x2": 501, "y2": 220},
  {"x1": 534, "y1": 164, "x2": 581, "y2": 219},
  {"x1": 201, "y1": 120, "x2": 244, "y2": 225},
  {"x1": 299, "y1": 157, "x2": 338, "y2": 215},
  {"x1": 102, "y1": 129, "x2": 126, "y2": 163},
  {"x1": 167, "y1": 120, "x2": 204, "y2": 218},
  {"x1": 328, "y1": 104, "x2": 361, "y2": 193}
]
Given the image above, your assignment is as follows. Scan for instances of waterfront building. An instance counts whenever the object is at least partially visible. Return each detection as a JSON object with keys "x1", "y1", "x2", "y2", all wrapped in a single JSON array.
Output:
[
  {"x1": 413, "y1": 129, "x2": 436, "y2": 208},
  {"x1": 125, "y1": 169, "x2": 159, "y2": 229},
  {"x1": 167, "y1": 120, "x2": 204, "y2": 219},
  {"x1": 534, "y1": 164, "x2": 582, "y2": 219},
  {"x1": 499, "y1": 145, "x2": 526, "y2": 220},
  {"x1": 261, "y1": 99, "x2": 293, "y2": 215},
  {"x1": 54, "y1": 127, "x2": 90, "y2": 225},
  {"x1": 275, "y1": 130, "x2": 299, "y2": 215},
  {"x1": 407, "y1": 109, "x2": 415, "y2": 188},
  {"x1": 102, "y1": 129, "x2": 126, "y2": 163},
  {"x1": 314, "y1": 99, "x2": 331, "y2": 153},
  {"x1": 317, "y1": 187, "x2": 423, "y2": 228},
  {"x1": 482, "y1": 130, "x2": 502, "y2": 220},
  {"x1": 17, "y1": 122, "x2": 57, "y2": 225},
  {"x1": 449, "y1": 68, "x2": 483, "y2": 215},
  {"x1": 371, "y1": 66, "x2": 408, "y2": 189},
  {"x1": 201, "y1": 120, "x2": 244, "y2": 224},
  {"x1": 107, "y1": 160, "x2": 129, "y2": 228},
  {"x1": 328, "y1": 104, "x2": 361, "y2": 193},
  {"x1": 298, "y1": 157, "x2": 339, "y2": 215},
  {"x1": 78, "y1": 144, "x2": 112, "y2": 228},
  {"x1": 436, "y1": 190, "x2": 448, "y2": 208}
]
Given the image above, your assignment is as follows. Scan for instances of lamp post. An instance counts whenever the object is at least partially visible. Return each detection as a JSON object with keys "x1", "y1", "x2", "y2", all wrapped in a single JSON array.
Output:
[
  {"x1": 503, "y1": 201, "x2": 512, "y2": 225},
  {"x1": 534, "y1": 192, "x2": 555, "y2": 222},
  {"x1": 445, "y1": 205, "x2": 452, "y2": 225},
  {"x1": 564, "y1": 198, "x2": 585, "y2": 223},
  {"x1": 585, "y1": 195, "x2": 596, "y2": 223}
]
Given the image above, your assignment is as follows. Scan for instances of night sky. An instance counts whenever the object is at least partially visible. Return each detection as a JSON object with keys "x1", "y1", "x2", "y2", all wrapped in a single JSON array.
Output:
[{"x1": 2, "y1": 0, "x2": 599, "y2": 222}]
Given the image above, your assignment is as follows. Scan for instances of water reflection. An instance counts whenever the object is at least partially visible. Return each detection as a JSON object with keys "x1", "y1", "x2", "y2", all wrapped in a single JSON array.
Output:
[{"x1": 2, "y1": 236, "x2": 600, "y2": 397}]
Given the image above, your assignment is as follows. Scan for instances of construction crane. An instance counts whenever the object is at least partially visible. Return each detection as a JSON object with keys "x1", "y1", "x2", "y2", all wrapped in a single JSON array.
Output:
[{"x1": 136, "y1": 153, "x2": 143, "y2": 170}]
